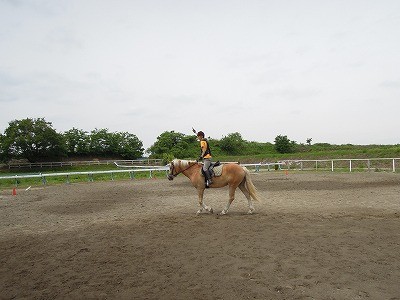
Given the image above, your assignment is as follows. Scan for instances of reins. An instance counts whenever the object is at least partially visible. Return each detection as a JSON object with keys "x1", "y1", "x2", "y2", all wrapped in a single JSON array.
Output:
[{"x1": 170, "y1": 161, "x2": 197, "y2": 178}]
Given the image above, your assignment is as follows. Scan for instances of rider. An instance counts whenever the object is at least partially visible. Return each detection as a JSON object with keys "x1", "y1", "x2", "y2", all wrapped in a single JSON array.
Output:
[{"x1": 196, "y1": 130, "x2": 213, "y2": 188}]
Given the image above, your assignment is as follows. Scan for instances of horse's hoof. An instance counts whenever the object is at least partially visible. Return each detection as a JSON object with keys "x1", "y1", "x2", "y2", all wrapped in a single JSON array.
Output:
[
  {"x1": 209, "y1": 208, "x2": 214, "y2": 214},
  {"x1": 247, "y1": 210, "x2": 254, "y2": 214}
]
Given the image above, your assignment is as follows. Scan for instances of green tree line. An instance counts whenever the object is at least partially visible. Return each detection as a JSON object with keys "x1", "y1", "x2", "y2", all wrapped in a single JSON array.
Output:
[
  {"x1": 147, "y1": 131, "x2": 276, "y2": 163},
  {"x1": 1, "y1": 117, "x2": 399, "y2": 163},
  {"x1": 0, "y1": 118, "x2": 143, "y2": 162},
  {"x1": 0, "y1": 118, "x2": 286, "y2": 162}
]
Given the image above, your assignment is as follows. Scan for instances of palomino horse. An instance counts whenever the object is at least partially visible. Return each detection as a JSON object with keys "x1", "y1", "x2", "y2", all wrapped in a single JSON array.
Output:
[{"x1": 167, "y1": 159, "x2": 260, "y2": 215}]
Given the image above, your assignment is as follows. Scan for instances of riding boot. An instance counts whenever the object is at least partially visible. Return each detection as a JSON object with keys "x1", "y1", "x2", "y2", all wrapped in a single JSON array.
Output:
[{"x1": 204, "y1": 170, "x2": 213, "y2": 188}]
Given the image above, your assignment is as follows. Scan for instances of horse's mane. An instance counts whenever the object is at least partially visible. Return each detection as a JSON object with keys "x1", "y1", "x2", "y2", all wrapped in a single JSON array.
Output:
[{"x1": 172, "y1": 159, "x2": 198, "y2": 167}]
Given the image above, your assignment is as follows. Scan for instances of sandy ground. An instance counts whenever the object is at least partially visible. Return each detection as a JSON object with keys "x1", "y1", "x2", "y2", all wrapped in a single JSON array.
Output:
[{"x1": 1, "y1": 171, "x2": 400, "y2": 299}]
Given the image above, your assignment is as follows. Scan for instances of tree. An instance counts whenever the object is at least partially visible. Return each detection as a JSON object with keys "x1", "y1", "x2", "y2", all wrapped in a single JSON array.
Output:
[
  {"x1": 2, "y1": 118, "x2": 66, "y2": 161},
  {"x1": 89, "y1": 128, "x2": 112, "y2": 156},
  {"x1": 110, "y1": 132, "x2": 144, "y2": 159},
  {"x1": 219, "y1": 132, "x2": 245, "y2": 155},
  {"x1": 306, "y1": 138, "x2": 312, "y2": 146},
  {"x1": 63, "y1": 128, "x2": 90, "y2": 156},
  {"x1": 0, "y1": 133, "x2": 6, "y2": 162},
  {"x1": 274, "y1": 135, "x2": 296, "y2": 154},
  {"x1": 147, "y1": 131, "x2": 197, "y2": 160},
  {"x1": 64, "y1": 128, "x2": 144, "y2": 158}
]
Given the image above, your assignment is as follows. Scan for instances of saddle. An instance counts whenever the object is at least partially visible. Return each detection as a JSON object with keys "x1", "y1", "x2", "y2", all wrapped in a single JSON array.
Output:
[{"x1": 200, "y1": 161, "x2": 223, "y2": 178}]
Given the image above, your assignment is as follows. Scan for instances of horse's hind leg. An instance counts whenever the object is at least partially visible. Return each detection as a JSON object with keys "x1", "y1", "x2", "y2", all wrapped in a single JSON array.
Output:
[
  {"x1": 220, "y1": 186, "x2": 236, "y2": 215},
  {"x1": 239, "y1": 181, "x2": 254, "y2": 214}
]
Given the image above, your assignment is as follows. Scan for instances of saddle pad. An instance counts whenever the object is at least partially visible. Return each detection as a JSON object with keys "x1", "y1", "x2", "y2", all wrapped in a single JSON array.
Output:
[
  {"x1": 213, "y1": 165, "x2": 223, "y2": 176},
  {"x1": 200, "y1": 164, "x2": 223, "y2": 177}
]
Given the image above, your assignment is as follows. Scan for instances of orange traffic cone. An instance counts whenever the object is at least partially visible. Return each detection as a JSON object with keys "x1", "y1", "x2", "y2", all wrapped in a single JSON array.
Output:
[{"x1": 12, "y1": 188, "x2": 17, "y2": 196}]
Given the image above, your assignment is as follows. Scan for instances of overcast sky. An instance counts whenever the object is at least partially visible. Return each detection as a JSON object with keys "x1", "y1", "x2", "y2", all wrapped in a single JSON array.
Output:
[{"x1": 1, "y1": 0, "x2": 399, "y2": 150}]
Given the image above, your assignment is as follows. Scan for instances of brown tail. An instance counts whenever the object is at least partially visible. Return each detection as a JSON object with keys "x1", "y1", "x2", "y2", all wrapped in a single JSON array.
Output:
[{"x1": 243, "y1": 167, "x2": 260, "y2": 202}]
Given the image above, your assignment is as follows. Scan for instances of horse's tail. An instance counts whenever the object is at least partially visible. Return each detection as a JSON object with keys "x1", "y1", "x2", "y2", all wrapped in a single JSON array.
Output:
[{"x1": 243, "y1": 167, "x2": 260, "y2": 202}]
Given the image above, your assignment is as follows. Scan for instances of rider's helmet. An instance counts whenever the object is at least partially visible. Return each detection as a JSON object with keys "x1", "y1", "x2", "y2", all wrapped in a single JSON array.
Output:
[{"x1": 197, "y1": 131, "x2": 205, "y2": 138}]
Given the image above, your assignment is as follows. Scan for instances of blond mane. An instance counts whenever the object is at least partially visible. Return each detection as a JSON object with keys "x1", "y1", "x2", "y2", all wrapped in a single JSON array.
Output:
[{"x1": 172, "y1": 159, "x2": 197, "y2": 168}]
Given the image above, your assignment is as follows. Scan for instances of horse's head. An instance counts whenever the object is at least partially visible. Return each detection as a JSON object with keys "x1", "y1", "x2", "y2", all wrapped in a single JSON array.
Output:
[
  {"x1": 167, "y1": 159, "x2": 197, "y2": 180},
  {"x1": 167, "y1": 159, "x2": 180, "y2": 181}
]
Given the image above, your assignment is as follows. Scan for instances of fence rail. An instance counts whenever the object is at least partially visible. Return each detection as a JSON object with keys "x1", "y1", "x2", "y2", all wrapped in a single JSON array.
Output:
[
  {"x1": 217, "y1": 158, "x2": 399, "y2": 173},
  {"x1": 0, "y1": 166, "x2": 169, "y2": 186},
  {"x1": 280, "y1": 158, "x2": 399, "y2": 173},
  {"x1": 6, "y1": 159, "x2": 163, "y2": 169},
  {"x1": 1, "y1": 158, "x2": 398, "y2": 187}
]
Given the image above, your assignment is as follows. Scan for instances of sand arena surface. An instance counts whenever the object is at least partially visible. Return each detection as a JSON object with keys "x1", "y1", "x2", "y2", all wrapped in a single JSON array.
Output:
[{"x1": 1, "y1": 171, "x2": 400, "y2": 299}]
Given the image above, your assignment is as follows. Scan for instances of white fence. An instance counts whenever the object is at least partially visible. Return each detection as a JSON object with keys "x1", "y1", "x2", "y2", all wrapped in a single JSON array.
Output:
[
  {"x1": 279, "y1": 158, "x2": 399, "y2": 173},
  {"x1": 1, "y1": 158, "x2": 398, "y2": 187},
  {"x1": 0, "y1": 166, "x2": 170, "y2": 186},
  {"x1": 6, "y1": 159, "x2": 163, "y2": 169},
  {"x1": 1, "y1": 162, "x2": 271, "y2": 186}
]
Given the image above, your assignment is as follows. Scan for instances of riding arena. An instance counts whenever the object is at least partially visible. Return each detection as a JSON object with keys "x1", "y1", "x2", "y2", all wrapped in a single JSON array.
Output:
[{"x1": 1, "y1": 169, "x2": 400, "y2": 299}]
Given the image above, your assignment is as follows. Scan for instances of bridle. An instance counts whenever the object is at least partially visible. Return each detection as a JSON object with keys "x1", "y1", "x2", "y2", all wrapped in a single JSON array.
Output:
[{"x1": 168, "y1": 161, "x2": 197, "y2": 178}]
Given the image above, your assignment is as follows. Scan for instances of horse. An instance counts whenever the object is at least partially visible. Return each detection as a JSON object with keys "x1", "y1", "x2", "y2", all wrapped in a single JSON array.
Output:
[{"x1": 167, "y1": 159, "x2": 260, "y2": 215}]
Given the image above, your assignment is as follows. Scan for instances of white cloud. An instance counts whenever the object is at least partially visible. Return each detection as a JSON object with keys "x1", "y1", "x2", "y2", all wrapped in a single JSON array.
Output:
[{"x1": 1, "y1": 0, "x2": 400, "y2": 148}]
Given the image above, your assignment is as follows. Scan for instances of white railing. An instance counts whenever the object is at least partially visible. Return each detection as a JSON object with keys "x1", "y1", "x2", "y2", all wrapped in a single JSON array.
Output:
[
  {"x1": 6, "y1": 159, "x2": 163, "y2": 169},
  {"x1": 0, "y1": 161, "x2": 275, "y2": 186},
  {"x1": 247, "y1": 158, "x2": 399, "y2": 173},
  {"x1": 1, "y1": 158, "x2": 398, "y2": 187},
  {"x1": 0, "y1": 166, "x2": 169, "y2": 186}
]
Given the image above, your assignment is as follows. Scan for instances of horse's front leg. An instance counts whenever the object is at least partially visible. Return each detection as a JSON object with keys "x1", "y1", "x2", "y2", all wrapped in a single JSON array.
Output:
[{"x1": 196, "y1": 187, "x2": 213, "y2": 215}]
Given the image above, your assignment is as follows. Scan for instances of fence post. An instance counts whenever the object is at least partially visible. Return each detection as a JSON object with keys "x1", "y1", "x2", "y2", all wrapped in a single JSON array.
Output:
[
  {"x1": 393, "y1": 159, "x2": 396, "y2": 173},
  {"x1": 331, "y1": 160, "x2": 334, "y2": 172},
  {"x1": 349, "y1": 160, "x2": 352, "y2": 172}
]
